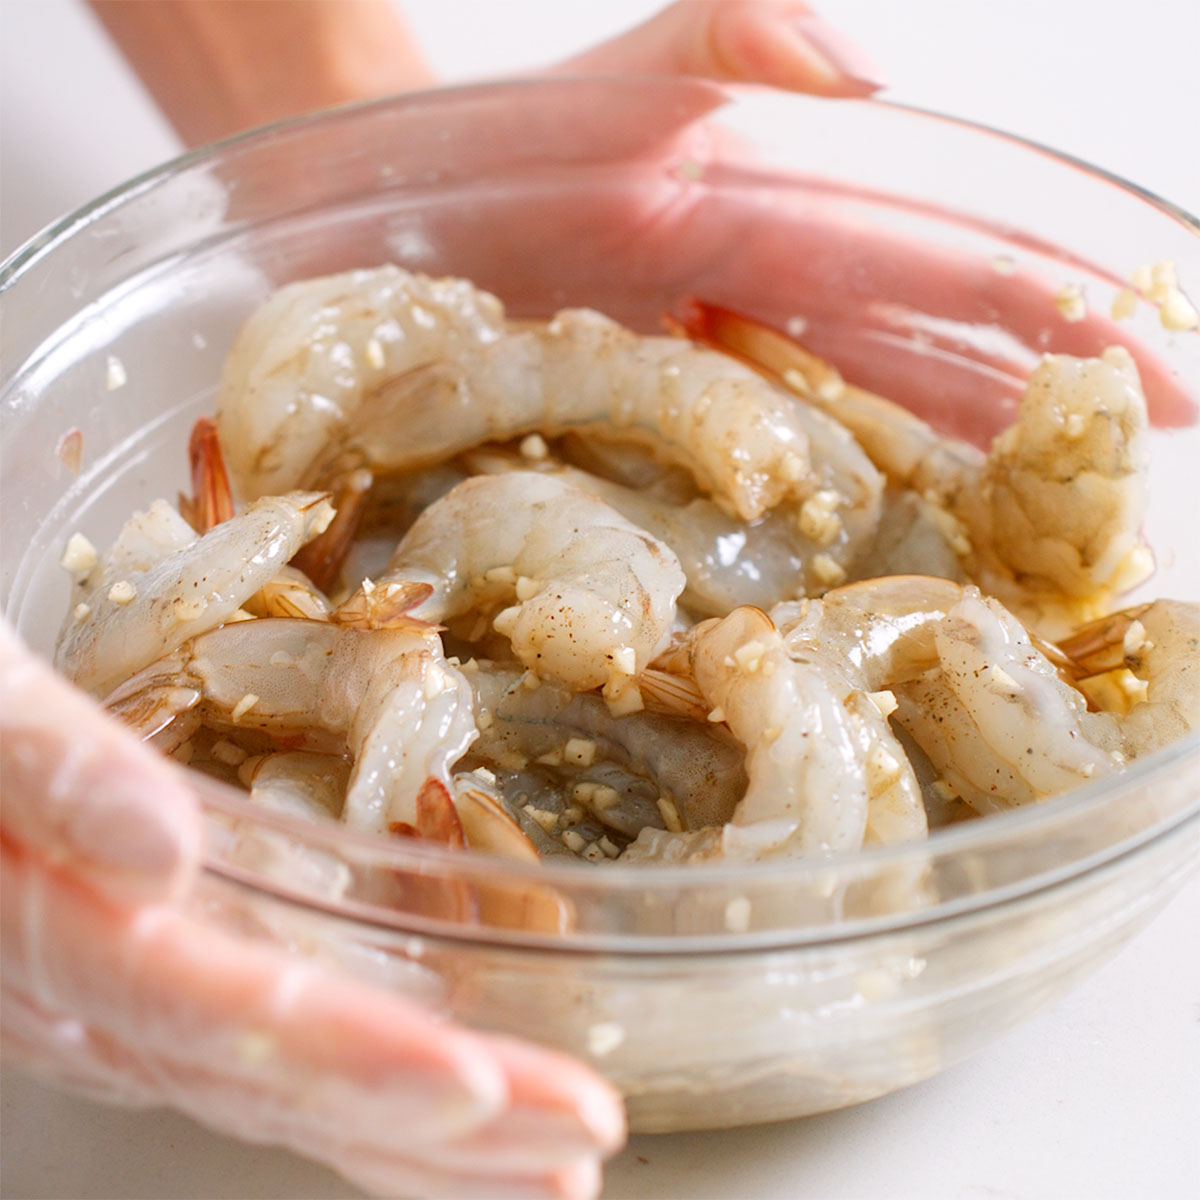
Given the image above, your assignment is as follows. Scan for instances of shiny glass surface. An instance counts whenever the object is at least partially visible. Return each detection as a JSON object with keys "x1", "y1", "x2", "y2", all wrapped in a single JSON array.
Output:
[{"x1": 3, "y1": 78, "x2": 1197, "y2": 1131}]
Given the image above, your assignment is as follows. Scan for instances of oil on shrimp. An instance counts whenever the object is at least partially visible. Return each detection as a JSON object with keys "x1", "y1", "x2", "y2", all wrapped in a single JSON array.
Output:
[{"x1": 56, "y1": 265, "x2": 1198, "y2": 899}]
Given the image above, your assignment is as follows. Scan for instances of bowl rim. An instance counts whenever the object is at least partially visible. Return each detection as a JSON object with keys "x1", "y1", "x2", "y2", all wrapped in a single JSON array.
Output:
[
  {"x1": 3, "y1": 76, "x2": 1198, "y2": 948},
  {"x1": 2, "y1": 77, "x2": 1197, "y2": 288},
  {"x1": 199, "y1": 740, "x2": 1200, "y2": 953}
]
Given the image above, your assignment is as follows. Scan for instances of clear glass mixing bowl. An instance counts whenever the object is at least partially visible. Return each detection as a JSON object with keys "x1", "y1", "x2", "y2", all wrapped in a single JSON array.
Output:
[{"x1": 2, "y1": 78, "x2": 1197, "y2": 1134}]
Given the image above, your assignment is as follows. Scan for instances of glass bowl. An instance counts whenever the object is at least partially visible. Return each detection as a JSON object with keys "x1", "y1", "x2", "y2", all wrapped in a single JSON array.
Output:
[{"x1": 2, "y1": 77, "x2": 1198, "y2": 1135}]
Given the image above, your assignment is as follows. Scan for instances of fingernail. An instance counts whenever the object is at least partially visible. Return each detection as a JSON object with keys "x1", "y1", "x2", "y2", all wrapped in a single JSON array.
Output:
[
  {"x1": 65, "y1": 780, "x2": 194, "y2": 889},
  {"x1": 793, "y1": 15, "x2": 888, "y2": 92},
  {"x1": 50, "y1": 738, "x2": 201, "y2": 899},
  {"x1": 419, "y1": 1104, "x2": 624, "y2": 1175},
  {"x1": 553, "y1": 1157, "x2": 603, "y2": 1200},
  {"x1": 576, "y1": 1082, "x2": 627, "y2": 1153}
]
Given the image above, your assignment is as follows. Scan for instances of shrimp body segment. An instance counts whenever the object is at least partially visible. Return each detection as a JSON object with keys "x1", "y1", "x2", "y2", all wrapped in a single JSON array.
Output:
[
  {"x1": 962, "y1": 351, "x2": 1152, "y2": 630},
  {"x1": 361, "y1": 473, "x2": 686, "y2": 698},
  {"x1": 216, "y1": 266, "x2": 508, "y2": 498},
  {"x1": 893, "y1": 589, "x2": 1122, "y2": 814},
  {"x1": 333, "y1": 308, "x2": 823, "y2": 523},
  {"x1": 678, "y1": 301, "x2": 1152, "y2": 633},
  {"x1": 672, "y1": 606, "x2": 925, "y2": 857},
  {"x1": 772, "y1": 575, "x2": 965, "y2": 693},
  {"x1": 463, "y1": 447, "x2": 870, "y2": 617},
  {"x1": 103, "y1": 618, "x2": 478, "y2": 835},
  {"x1": 57, "y1": 492, "x2": 334, "y2": 698}
]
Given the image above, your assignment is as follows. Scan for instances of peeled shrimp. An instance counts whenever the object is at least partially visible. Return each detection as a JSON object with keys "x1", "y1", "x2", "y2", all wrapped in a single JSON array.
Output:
[
  {"x1": 102, "y1": 618, "x2": 478, "y2": 835},
  {"x1": 227, "y1": 751, "x2": 352, "y2": 899},
  {"x1": 892, "y1": 588, "x2": 1122, "y2": 814},
  {"x1": 348, "y1": 472, "x2": 685, "y2": 701},
  {"x1": 215, "y1": 266, "x2": 508, "y2": 498},
  {"x1": 678, "y1": 302, "x2": 1152, "y2": 634},
  {"x1": 963, "y1": 350, "x2": 1152, "y2": 632},
  {"x1": 218, "y1": 268, "x2": 841, "y2": 526},
  {"x1": 57, "y1": 492, "x2": 334, "y2": 697},
  {"x1": 313, "y1": 309, "x2": 831, "y2": 525},
  {"x1": 635, "y1": 605, "x2": 926, "y2": 861},
  {"x1": 634, "y1": 576, "x2": 1010, "y2": 862},
  {"x1": 462, "y1": 446, "x2": 877, "y2": 617},
  {"x1": 464, "y1": 662, "x2": 746, "y2": 841},
  {"x1": 772, "y1": 575, "x2": 965, "y2": 692}
]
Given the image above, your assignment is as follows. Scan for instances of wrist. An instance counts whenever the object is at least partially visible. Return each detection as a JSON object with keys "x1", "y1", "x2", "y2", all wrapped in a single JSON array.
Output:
[{"x1": 89, "y1": 1, "x2": 435, "y2": 147}]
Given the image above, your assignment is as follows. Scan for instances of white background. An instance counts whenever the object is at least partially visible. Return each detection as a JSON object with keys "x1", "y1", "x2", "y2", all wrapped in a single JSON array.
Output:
[{"x1": 1, "y1": 1, "x2": 1198, "y2": 1198}]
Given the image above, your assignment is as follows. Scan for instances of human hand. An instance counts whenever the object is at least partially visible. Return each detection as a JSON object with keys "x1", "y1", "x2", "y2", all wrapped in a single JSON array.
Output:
[
  {"x1": 1, "y1": 10, "x2": 889, "y2": 1196},
  {"x1": 551, "y1": 0, "x2": 884, "y2": 96},
  {"x1": 289, "y1": 72, "x2": 1188, "y2": 441},
  {"x1": 0, "y1": 619, "x2": 624, "y2": 1199},
  {"x1": 89, "y1": 0, "x2": 885, "y2": 147}
]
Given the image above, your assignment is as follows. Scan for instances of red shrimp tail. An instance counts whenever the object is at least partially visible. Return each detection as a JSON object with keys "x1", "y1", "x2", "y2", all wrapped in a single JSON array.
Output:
[{"x1": 184, "y1": 417, "x2": 236, "y2": 533}]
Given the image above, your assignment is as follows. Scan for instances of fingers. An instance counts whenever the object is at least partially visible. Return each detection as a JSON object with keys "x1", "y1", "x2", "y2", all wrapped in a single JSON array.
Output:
[
  {"x1": 406, "y1": 1034, "x2": 626, "y2": 1175},
  {"x1": 378, "y1": 170, "x2": 1193, "y2": 435},
  {"x1": 0, "y1": 983, "x2": 161, "y2": 1107},
  {"x1": 0, "y1": 844, "x2": 505, "y2": 1142},
  {"x1": 554, "y1": 0, "x2": 885, "y2": 97},
  {"x1": 0, "y1": 619, "x2": 201, "y2": 905},
  {"x1": 2, "y1": 982, "x2": 608, "y2": 1200},
  {"x1": 0, "y1": 842, "x2": 624, "y2": 1191},
  {"x1": 339, "y1": 1150, "x2": 602, "y2": 1200}
]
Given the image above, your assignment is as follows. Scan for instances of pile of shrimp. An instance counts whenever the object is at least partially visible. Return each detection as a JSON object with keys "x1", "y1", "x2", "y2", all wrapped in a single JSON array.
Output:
[{"x1": 57, "y1": 266, "x2": 1200, "y2": 880}]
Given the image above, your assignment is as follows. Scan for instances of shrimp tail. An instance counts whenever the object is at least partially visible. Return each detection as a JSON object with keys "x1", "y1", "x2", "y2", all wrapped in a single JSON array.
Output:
[
  {"x1": 332, "y1": 580, "x2": 438, "y2": 631},
  {"x1": 669, "y1": 298, "x2": 844, "y2": 400},
  {"x1": 638, "y1": 666, "x2": 712, "y2": 721},
  {"x1": 182, "y1": 417, "x2": 236, "y2": 533},
  {"x1": 1057, "y1": 603, "x2": 1156, "y2": 677},
  {"x1": 405, "y1": 777, "x2": 467, "y2": 848}
]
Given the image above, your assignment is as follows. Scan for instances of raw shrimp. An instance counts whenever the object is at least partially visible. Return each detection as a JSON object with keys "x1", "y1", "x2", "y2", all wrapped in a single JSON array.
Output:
[
  {"x1": 101, "y1": 618, "x2": 478, "y2": 835},
  {"x1": 849, "y1": 489, "x2": 966, "y2": 585},
  {"x1": 463, "y1": 662, "x2": 746, "y2": 842},
  {"x1": 678, "y1": 301, "x2": 1152, "y2": 634},
  {"x1": 636, "y1": 605, "x2": 926, "y2": 861},
  {"x1": 306, "y1": 306, "x2": 828, "y2": 524},
  {"x1": 244, "y1": 566, "x2": 333, "y2": 621},
  {"x1": 1059, "y1": 599, "x2": 1200, "y2": 758},
  {"x1": 963, "y1": 350, "x2": 1152, "y2": 632},
  {"x1": 226, "y1": 751, "x2": 352, "y2": 899},
  {"x1": 347, "y1": 472, "x2": 686, "y2": 702},
  {"x1": 632, "y1": 576, "x2": 1012, "y2": 861},
  {"x1": 244, "y1": 750, "x2": 347, "y2": 817},
  {"x1": 57, "y1": 492, "x2": 334, "y2": 698},
  {"x1": 892, "y1": 588, "x2": 1123, "y2": 815},
  {"x1": 772, "y1": 575, "x2": 965, "y2": 692},
  {"x1": 462, "y1": 446, "x2": 877, "y2": 617},
  {"x1": 215, "y1": 266, "x2": 508, "y2": 498}
]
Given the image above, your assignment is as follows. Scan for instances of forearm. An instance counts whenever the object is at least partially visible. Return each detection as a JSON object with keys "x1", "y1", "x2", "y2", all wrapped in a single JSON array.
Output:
[{"x1": 88, "y1": 0, "x2": 435, "y2": 147}]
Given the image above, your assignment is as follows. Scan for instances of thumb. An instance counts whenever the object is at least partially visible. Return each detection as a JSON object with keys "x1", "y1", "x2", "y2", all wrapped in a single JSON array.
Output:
[
  {"x1": 0, "y1": 618, "x2": 202, "y2": 905},
  {"x1": 551, "y1": 1, "x2": 886, "y2": 97}
]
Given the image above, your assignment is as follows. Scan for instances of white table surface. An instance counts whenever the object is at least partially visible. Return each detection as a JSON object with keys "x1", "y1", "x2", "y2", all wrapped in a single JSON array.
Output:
[{"x1": 2, "y1": 2, "x2": 1198, "y2": 1198}]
